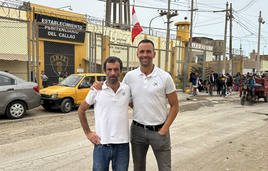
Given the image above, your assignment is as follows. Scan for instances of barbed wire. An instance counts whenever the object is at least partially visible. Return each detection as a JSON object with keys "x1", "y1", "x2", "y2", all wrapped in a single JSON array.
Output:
[{"x1": 0, "y1": 0, "x2": 23, "y2": 8}]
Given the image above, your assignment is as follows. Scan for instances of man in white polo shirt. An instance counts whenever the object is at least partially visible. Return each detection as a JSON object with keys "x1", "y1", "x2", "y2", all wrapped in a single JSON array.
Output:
[
  {"x1": 123, "y1": 39, "x2": 179, "y2": 171},
  {"x1": 93, "y1": 39, "x2": 179, "y2": 171},
  {"x1": 78, "y1": 56, "x2": 131, "y2": 171}
]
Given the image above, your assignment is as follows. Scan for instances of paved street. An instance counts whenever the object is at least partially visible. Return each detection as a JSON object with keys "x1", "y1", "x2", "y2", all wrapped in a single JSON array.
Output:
[{"x1": 0, "y1": 91, "x2": 268, "y2": 171}]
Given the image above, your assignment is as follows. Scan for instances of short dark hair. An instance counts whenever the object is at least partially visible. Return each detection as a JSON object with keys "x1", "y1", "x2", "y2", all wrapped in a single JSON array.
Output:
[
  {"x1": 138, "y1": 39, "x2": 155, "y2": 50},
  {"x1": 103, "y1": 56, "x2": 123, "y2": 72}
]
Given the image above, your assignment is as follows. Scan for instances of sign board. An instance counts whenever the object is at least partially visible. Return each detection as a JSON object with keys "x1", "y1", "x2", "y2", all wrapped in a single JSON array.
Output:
[{"x1": 35, "y1": 14, "x2": 86, "y2": 43}]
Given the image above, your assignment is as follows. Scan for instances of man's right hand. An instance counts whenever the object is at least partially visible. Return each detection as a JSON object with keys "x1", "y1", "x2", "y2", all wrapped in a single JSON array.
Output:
[
  {"x1": 91, "y1": 81, "x2": 103, "y2": 90},
  {"x1": 86, "y1": 131, "x2": 101, "y2": 144}
]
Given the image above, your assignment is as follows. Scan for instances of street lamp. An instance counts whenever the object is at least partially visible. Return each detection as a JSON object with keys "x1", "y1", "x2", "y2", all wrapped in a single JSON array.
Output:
[
  {"x1": 57, "y1": 5, "x2": 72, "y2": 10},
  {"x1": 149, "y1": 15, "x2": 162, "y2": 35},
  {"x1": 263, "y1": 45, "x2": 267, "y2": 55}
]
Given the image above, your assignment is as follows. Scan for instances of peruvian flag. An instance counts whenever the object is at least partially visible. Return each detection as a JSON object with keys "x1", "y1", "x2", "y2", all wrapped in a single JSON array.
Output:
[{"x1": 131, "y1": 5, "x2": 143, "y2": 43}]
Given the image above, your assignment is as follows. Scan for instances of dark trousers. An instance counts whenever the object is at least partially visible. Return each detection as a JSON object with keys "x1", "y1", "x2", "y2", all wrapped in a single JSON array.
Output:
[
  {"x1": 217, "y1": 85, "x2": 222, "y2": 95},
  {"x1": 42, "y1": 81, "x2": 48, "y2": 88},
  {"x1": 131, "y1": 122, "x2": 171, "y2": 171}
]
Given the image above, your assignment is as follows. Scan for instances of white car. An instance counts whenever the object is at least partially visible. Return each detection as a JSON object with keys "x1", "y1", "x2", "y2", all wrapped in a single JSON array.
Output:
[{"x1": 0, "y1": 71, "x2": 40, "y2": 119}]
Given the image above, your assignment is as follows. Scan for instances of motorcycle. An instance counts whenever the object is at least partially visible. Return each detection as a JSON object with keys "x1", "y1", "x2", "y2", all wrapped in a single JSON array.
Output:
[{"x1": 240, "y1": 85, "x2": 256, "y2": 105}]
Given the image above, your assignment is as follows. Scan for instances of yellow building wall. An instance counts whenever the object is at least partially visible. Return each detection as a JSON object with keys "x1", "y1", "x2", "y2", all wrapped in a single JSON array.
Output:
[
  {"x1": 175, "y1": 21, "x2": 190, "y2": 76},
  {"x1": 27, "y1": 3, "x2": 87, "y2": 87},
  {"x1": 0, "y1": 7, "x2": 27, "y2": 20}
]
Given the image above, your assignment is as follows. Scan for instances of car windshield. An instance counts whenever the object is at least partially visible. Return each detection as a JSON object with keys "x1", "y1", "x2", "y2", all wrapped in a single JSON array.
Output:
[
  {"x1": 97, "y1": 76, "x2": 106, "y2": 81},
  {"x1": 58, "y1": 75, "x2": 83, "y2": 87}
]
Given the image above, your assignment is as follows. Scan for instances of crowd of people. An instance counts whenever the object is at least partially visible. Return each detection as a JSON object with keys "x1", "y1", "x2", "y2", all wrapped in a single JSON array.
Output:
[{"x1": 189, "y1": 71, "x2": 267, "y2": 97}]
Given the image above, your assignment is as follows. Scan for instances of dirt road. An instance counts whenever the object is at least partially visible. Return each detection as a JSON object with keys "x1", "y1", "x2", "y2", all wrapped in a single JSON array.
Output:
[{"x1": 0, "y1": 92, "x2": 267, "y2": 171}]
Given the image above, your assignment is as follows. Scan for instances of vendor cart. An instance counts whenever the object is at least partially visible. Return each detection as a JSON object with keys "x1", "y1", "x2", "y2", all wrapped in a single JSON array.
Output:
[{"x1": 240, "y1": 75, "x2": 268, "y2": 105}]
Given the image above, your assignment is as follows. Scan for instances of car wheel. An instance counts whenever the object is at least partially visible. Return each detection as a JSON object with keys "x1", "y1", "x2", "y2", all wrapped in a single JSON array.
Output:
[
  {"x1": 60, "y1": 98, "x2": 72, "y2": 113},
  {"x1": 6, "y1": 101, "x2": 26, "y2": 119}
]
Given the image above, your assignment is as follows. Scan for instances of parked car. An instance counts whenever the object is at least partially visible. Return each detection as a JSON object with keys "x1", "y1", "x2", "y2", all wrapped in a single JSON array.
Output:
[
  {"x1": 39, "y1": 73, "x2": 106, "y2": 113},
  {"x1": 0, "y1": 71, "x2": 40, "y2": 119}
]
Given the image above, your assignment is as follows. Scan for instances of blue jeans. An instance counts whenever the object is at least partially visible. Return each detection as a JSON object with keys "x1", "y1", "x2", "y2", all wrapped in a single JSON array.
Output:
[
  {"x1": 131, "y1": 123, "x2": 171, "y2": 171},
  {"x1": 209, "y1": 83, "x2": 214, "y2": 95},
  {"x1": 93, "y1": 143, "x2": 129, "y2": 171}
]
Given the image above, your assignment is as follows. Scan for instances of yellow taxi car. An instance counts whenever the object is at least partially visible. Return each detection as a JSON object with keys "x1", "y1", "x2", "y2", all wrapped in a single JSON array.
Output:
[{"x1": 39, "y1": 73, "x2": 106, "y2": 113}]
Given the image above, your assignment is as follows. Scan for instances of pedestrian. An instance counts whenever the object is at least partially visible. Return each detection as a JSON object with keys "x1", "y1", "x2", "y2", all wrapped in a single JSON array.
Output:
[
  {"x1": 93, "y1": 39, "x2": 179, "y2": 171},
  {"x1": 208, "y1": 71, "x2": 215, "y2": 96},
  {"x1": 233, "y1": 72, "x2": 241, "y2": 91},
  {"x1": 226, "y1": 73, "x2": 233, "y2": 95},
  {"x1": 41, "y1": 70, "x2": 48, "y2": 88},
  {"x1": 189, "y1": 72, "x2": 194, "y2": 94},
  {"x1": 192, "y1": 72, "x2": 199, "y2": 96},
  {"x1": 77, "y1": 56, "x2": 131, "y2": 171},
  {"x1": 58, "y1": 72, "x2": 64, "y2": 83},
  {"x1": 222, "y1": 74, "x2": 227, "y2": 96},
  {"x1": 245, "y1": 73, "x2": 256, "y2": 97},
  {"x1": 216, "y1": 73, "x2": 223, "y2": 95},
  {"x1": 63, "y1": 71, "x2": 68, "y2": 78}
]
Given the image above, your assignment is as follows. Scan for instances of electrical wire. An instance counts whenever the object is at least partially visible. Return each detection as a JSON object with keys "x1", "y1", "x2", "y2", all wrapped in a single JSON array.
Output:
[
  {"x1": 236, "y1": 0, "x2": 257, "y2": 12},
  {"x1": 233, "y1": 18, "x2": 256, "y2": 36},
  {"x1": 172, "y1": 0, "x2": 224, "y2": 10},
  {"x1": 194, "y1": 20, "x2": 224, "y2": 28},
  {"x1": 233, "y1": 12, "x2": 258, "y2": 31}
]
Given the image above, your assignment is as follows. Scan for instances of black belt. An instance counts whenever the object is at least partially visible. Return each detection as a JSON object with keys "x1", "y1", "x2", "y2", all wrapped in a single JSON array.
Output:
[
  {"x1": 133, "y1": 120, "x2": 164, "y2": 132},
  {"x1": 99, "y1": 143, "x2": 128, "y2": 147}
]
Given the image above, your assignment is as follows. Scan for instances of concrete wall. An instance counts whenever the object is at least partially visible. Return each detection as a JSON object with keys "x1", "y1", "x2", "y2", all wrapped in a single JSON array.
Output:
[
  {"x1": 262, "y1": 60, "x2": 268, "y2": 71},
  {"x1": 0, "y1": 60, "x2": 28, "y2": 80},
  {"x1": 0, "y1": 7, "x2": 27, "y2": 61}
]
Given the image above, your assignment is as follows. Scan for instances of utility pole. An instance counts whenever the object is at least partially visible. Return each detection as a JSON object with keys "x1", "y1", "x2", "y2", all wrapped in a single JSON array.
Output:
[
  {"x1": 159, "y1": 0, "x2": 178, "y2": 71},
  {"x1": 182, "y1": 0, "x2": 193, "y2": 91},
  {"x1": 213, "y1": 2, "x2": 229, "y2": 74},
  {"x1": 189, "y1": 0, "x2": 194, "y2": 69},
  {"x1": 165, "y1": 0, "x2": 171, "y2": 72},
  {"x1": 229, "y1": 3, "x2": 233, "y2": 75},
  {"x1": 223, "y1": 2, "x2": 228, "y2": 74},
  {"x1": 257, "y1": 11, "x2": 265, "y2": 72}
]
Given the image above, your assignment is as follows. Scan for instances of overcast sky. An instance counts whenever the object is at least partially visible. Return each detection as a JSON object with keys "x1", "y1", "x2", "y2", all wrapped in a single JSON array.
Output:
[{"x1": 23, "y1": 0, "x2": 268, "y2": 56}]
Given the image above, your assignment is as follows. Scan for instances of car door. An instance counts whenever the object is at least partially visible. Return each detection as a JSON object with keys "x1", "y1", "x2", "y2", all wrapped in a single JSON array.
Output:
[
  {"x1": 76, "y1": 76, "x2": 95, "y2": 104},
  {"x1": 0, "y1": 74, "x2": 16, "y2": 114}
]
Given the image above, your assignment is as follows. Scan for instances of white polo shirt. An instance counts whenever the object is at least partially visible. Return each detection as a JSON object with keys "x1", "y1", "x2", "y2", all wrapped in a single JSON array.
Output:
[
  {"x1": 123, "y1": 65, "x2": 176, "y2": 125},
  {"x1": 85, "y1": 81, "x2": 131, "y2": 144}
]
